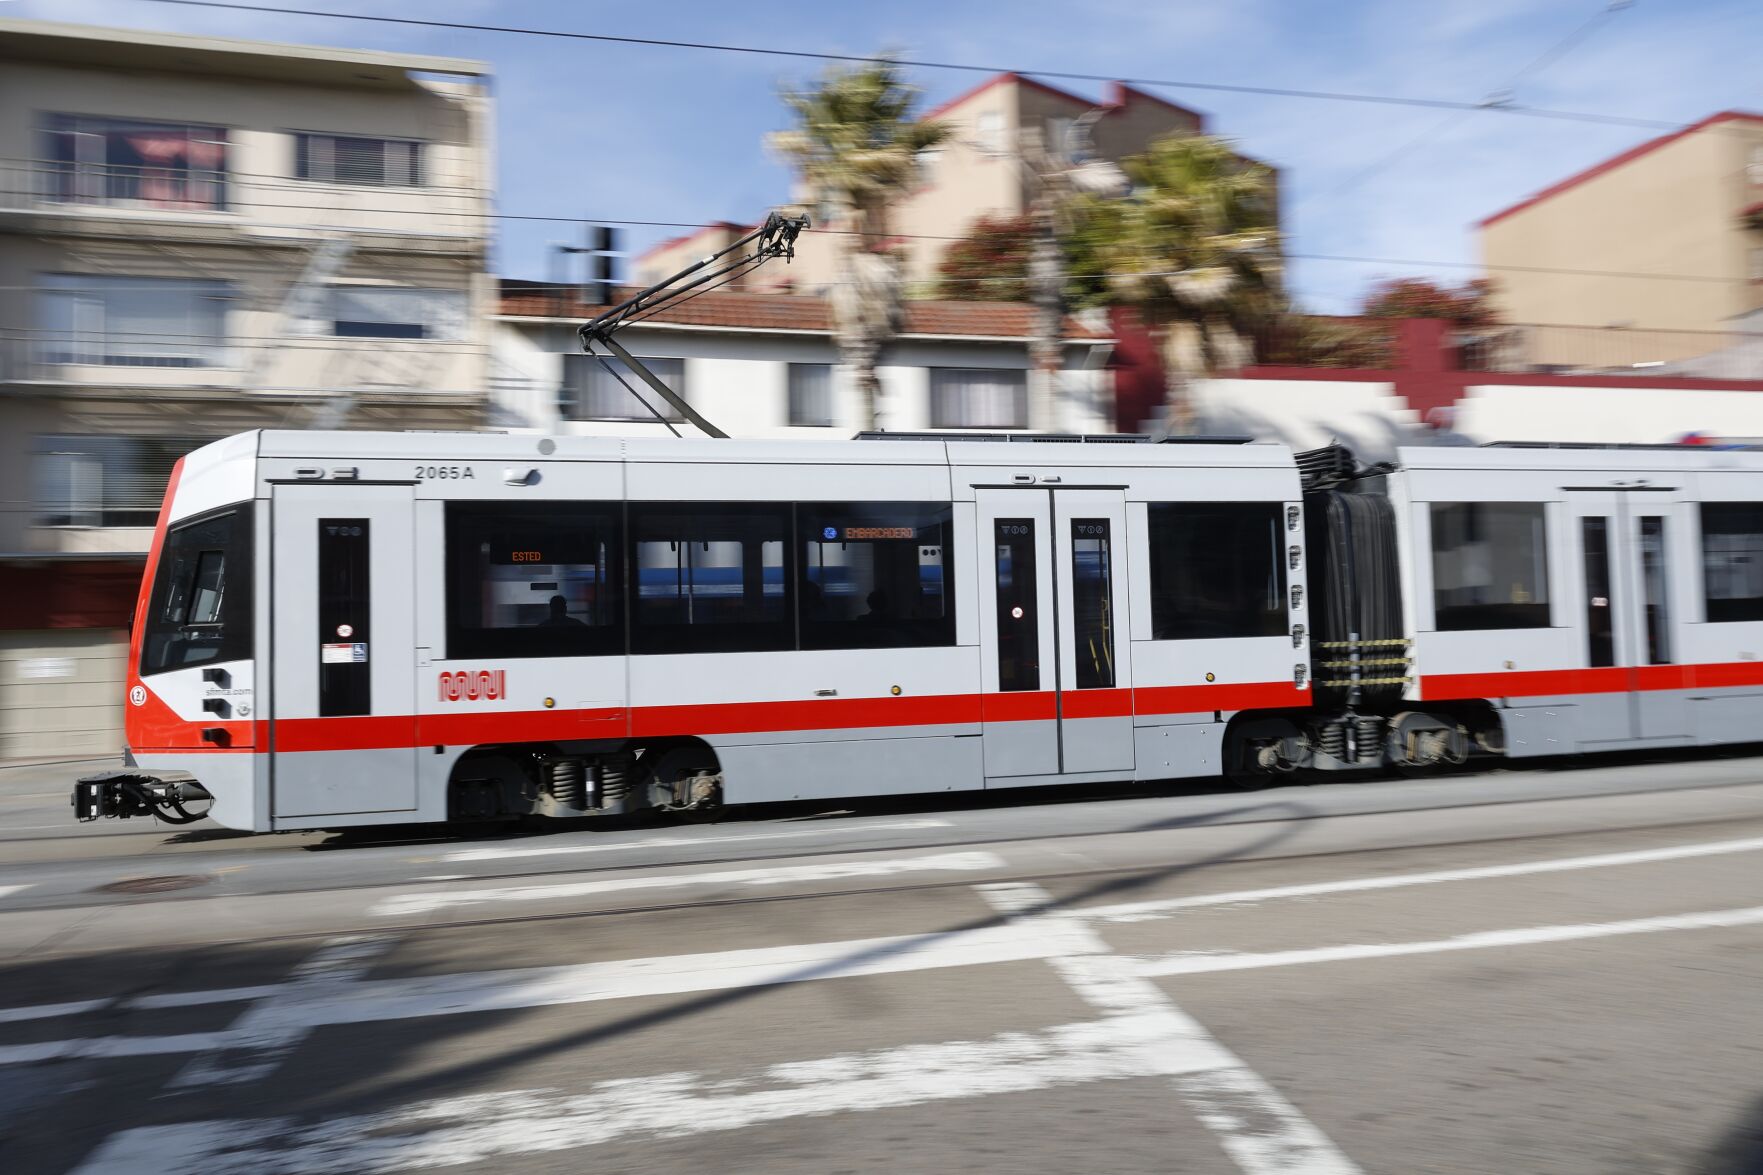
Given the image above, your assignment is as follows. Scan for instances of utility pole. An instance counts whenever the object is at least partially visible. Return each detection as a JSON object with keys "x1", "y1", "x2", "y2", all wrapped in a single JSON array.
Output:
[{"x1": 1018, "y1": 113, "x2": 1126, "y2": 433}]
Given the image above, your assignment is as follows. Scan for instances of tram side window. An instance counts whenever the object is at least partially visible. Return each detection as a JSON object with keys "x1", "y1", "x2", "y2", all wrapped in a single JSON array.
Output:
[
  {"x1": 631, "y1": 504, "x2": 792, "y2": 654},
  {"x1": 1701, "y1": 502, "x2": 1763, "y2": 622},
  {"x1": 445, "y1": 503, "x2": 623, "y2": 659},
  {"x1": 799, "y1": 503, "x2": 955, "y2": 649},
  {"x1": 1146, "y1": 503, "x2": 1286, "y2": 639},
  {"x1": 140, "y1": 506, "x2": 254, "y2": 675},
  {"x1": 1429, "y1": 502, "x2": 1551, "y2": 630}
]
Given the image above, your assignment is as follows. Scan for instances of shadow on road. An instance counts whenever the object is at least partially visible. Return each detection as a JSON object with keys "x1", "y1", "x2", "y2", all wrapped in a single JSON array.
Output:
[
  {"x1": 0, "y1": 797, "x2": 1317, "y2": 1172},
  {"x1": 1701, "y1": 1093, "x2": 1763, "y2": 1175}
]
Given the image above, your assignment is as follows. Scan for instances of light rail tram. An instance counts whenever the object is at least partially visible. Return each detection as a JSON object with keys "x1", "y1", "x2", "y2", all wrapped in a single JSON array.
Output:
[{"x1": 72, "y1": 430, "x2": 1763, "y2": 832}]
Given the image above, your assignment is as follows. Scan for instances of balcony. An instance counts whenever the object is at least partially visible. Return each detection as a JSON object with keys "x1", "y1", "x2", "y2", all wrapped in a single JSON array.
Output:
[
  {"x1": 26, "y1": 159, "x2": 228, "y2": 212},
  {"x1": 0, "y1": 158, "x2": 486, "y2": 251},
  {"x1": 0, "y1": 331, "x2": 239, "y2": 389}
]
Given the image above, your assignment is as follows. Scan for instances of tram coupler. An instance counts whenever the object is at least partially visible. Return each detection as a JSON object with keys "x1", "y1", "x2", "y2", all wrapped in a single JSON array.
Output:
[{"x1": 73, "y1": 772, "x2": 212, "y2": 823}]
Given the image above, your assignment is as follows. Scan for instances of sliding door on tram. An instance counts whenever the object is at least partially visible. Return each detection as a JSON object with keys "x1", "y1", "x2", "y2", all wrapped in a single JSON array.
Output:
[
  {"x1": 270, "y1": 485, "x2": 418, "y2": 820},
  {"x1": 1567, "y1": 489, "x2": 1687, "y2": 744},
  {"x1": 975, "y1": 487, "x2": 1134, "y2": 782}
]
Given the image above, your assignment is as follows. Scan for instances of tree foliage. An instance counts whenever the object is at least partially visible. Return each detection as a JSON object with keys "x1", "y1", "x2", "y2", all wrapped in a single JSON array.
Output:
[
  {"x1": 769, "y1": 60, "x2": 949, "y2": 245},
  {"x1": 935, "y1": 214, "x2": 1037, "y2": 302},
  {"x1": 1064, "y1": 134, "x2": 1280, "y2": 330},
  {"x1": 768, "y1": 60, "x2": 949, "y2": 429},
  {"x1": 1359, "y1": 277, "x2": 1499, "y2": 329},
  {"x1": 1059, "y1": 134, "x2": 1280, "y2": 428}
]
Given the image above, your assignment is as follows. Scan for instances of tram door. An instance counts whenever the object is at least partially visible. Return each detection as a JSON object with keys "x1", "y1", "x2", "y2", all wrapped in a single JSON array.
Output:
[
  {"x1": 976, "y1": 488, "x2": 1134, "y2": 780},
  {"x1": 1568, "y1": 489, "x2": 1686, "y2": 742},
  {"x1": 270, "y1": 485, "x2": 418, "y2": 819}
]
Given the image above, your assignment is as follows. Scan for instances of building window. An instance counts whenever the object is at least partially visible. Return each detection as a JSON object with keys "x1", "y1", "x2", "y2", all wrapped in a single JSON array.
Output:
[
  {"x1": 1701, "y1": 503, "x2": 1763, "y2": 622},
  {"x1": 140, "y1": 506, "x2": 254, "y2": 676},
  {"x1": 1046, "y1": 117, "x2": 1075, "y2": 162},
  {"x1": 445, "y1": 503, "x2": 624, "y2": 659},
  {"x1": 631, "y1": 504, "x2": 791, "y2": 654},
  {"x1": 1146, "y1": 503, "x2": 1287, "y2": 639},
  {"x1": 562, "y1": 355, "x2": 686, "y2": 422},
  {"x1": 294, "y1": 133, "x2": 422, "y2": 187},
  {"x1": 34, "y1": 435, "x2": 207, "y2": 528},
  {"x1": 39, "y1": 115, "x2": 227, "y2": 210},
  {"x1": 37, "y1": 275, "x2": 231, "y2": 368},
  {"x1": 1751, "y1": 145, "x2": 1763, "y2": 186},
  {"x1": 314, "y1": 287, "x2": 466, "y2": 340},
  {"x1": 975, "y1": 111, "x2": 1005, "y2": 155},
  {"x1": 787, "y1": 363, "x2": 835, "y2": 427},
  {"x1": 799, "y1": 503, "x2": 955, "y2": 649},
  {"x1": 1429, "y1": 502, "x2": 1551, "y2": 630},
  {"x1": 929, "y1": 368, "x2": 1029, "y2": 429}
]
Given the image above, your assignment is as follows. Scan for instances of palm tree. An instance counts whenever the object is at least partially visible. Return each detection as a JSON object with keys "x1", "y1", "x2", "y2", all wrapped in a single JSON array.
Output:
[
  {"x1": 769, "y1": 61, "x2": 948, "y2": 430},
  {"x1": 1066, "y1": 134, "x2": 1281, "y2": 434}
]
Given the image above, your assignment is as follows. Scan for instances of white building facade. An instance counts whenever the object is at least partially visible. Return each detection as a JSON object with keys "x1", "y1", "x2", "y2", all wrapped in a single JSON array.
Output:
[{"x1": 493, "y1": 285, "x2": 1118, "y2": 437}]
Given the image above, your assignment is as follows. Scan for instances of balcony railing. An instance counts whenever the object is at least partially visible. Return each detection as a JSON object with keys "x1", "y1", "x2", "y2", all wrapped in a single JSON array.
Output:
[
  {"x1": 2, "y1": 329, "x2": 233, "y2": 376},
  {"x1": 1, "y1": 158, "x2": 487, "y2": 241},
  {"x1": 13, "y1": 159, "x2": 228, "y2": 212}
]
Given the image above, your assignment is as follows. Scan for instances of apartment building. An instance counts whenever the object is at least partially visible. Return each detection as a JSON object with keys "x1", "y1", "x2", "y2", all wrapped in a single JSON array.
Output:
[
  {"x1": 0, "y1": 18, "x2": 493, "y2": 757},
  {"x1": 494, "y1": 282, "x2": 1116, "y2": 437},
  {"x1": 1479, "y1": 111, "x2": 1763, "y2": 369},
  {"x1": 638, "y1": 73, "x2": 1261, "y2": 295}
]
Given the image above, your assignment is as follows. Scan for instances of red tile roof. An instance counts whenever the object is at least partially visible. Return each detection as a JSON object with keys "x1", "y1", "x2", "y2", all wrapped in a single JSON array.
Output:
[{"x1": 498, "y1": 282, "x2": 1111, "y2": 341}]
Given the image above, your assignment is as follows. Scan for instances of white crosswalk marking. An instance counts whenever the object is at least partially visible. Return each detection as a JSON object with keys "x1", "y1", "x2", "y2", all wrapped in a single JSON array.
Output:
[
  {"x1": 370, "y1": 850, "x2": 1005, "y2": 917},
  {"x1": 0, "y1": 997, "x2": 108, "y2": 1024},
  {"x1": 168, "y1": 935, "x2": 397, "y2": 1090},
  {"x1": 0, "y1": 922, "x2": 1062, "y2": 1067},
  {"x1": 69, "y1": 1019, "x2": 1186, "y2": 1174},
  {"x1": 1079, "y1": 834, "x2": 1763, "y2": 923},
  {"x1": 443, "y1": 818, "x2": 954, "y2": 862},
  {"x1": 1133, "y1": 903, "x2": 1763, "y2": 978},
  {"x1": 980, "y1": 882, "x2": 1362, "y2": 1175}
]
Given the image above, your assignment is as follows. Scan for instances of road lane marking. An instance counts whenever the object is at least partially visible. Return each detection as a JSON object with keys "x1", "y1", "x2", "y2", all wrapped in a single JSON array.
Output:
[
  {"x1": 70, "y1": 1017, "x2": 1184, "y2": 1174},
  {"x1": 0, "y1": 1033, "x2": 229, "y2": 1065},
  {"x1": 1135, "y1": 903, "x2": 1763, "y2": 978},
  {"x1": 371, "y1": 850, "x2": 1004, "y2": 917},
  {"x1": 0, "y1": 997, "x2": 109, "y2": 1024},
  {"x1": 0, "y1": 884, "x2": 31, "y2": 899},
  {"x1": 1081, "y1": 834, "x2": 1763, "y2": 923},
  {"x1": 0, "y1": 921, "x2": 1060, "y2": 1068},
  {"x1": 981, "y1": 882, "x2": 1361, "y2": 1175},
  {"x1": 132, "y1": 986, "x2": 285, "y2": 1010},
  {"x1": 442, "y1": 818, "x2": 954, "y2": 862},
  {"x1": 169, "y1": 935, "x2": 398, "y2": 1091}
]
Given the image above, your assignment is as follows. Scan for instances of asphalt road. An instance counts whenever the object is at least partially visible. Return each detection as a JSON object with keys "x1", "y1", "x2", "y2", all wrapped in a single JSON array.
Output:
[{"x1": 1, "y1": 753, "x2": 1762, "y2": 1173}]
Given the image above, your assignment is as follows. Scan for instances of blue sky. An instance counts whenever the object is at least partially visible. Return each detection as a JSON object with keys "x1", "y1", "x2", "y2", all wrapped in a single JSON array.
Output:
[{"x1": 14, "y1": 0, "x2": 1763, "y2": 313}]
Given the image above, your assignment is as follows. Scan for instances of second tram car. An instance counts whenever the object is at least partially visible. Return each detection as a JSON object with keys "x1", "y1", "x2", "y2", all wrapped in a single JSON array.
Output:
[{"x1": 74, "y1": 430, "x2": 1763, "y2": 832}]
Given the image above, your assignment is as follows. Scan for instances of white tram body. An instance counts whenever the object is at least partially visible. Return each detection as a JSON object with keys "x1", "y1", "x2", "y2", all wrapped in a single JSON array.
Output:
[{"x1": 78, "y1": 430, "x2": 1763, "y2": 832}]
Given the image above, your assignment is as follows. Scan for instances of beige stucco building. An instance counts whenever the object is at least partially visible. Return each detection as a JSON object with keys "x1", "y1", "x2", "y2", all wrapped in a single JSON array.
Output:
[
  {"x1": 1478, "y1": 111, "x2": 1763, "y2": 369},
  {"x1": 0, "y1": 18, "x2": 493, "y2": 757},
  {"x1": 636, "y1": 72, "x2": 1260, "y2": 296}
]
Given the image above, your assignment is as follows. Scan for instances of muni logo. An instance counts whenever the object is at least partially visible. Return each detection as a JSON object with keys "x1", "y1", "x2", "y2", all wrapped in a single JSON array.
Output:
[{"x1": 439, "y1": 669, "x2": 506, "y2": 702}]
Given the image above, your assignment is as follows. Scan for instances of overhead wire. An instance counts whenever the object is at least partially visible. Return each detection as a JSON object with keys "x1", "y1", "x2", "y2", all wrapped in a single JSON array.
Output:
[
  {"x1": 133, "y1": 0, "x2": 1698, "y2": 133},
  {"x1": 1306, "y1": 1, "x2": 1632, "y2": 206}
]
